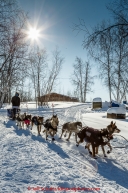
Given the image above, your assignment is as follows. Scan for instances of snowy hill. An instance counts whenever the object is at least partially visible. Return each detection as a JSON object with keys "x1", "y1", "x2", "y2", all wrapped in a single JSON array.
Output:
[{"x1": 0, "y1": 102, "x2": 128, "y2": 193}]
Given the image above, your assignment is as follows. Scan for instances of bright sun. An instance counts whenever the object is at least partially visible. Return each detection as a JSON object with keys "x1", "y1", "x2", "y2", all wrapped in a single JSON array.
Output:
[{"x1": 28, "y1": 28, "x2": 40, "y2": 40}]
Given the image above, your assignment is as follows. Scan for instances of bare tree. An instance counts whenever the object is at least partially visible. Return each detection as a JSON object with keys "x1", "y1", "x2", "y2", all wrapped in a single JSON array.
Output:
[
  {"x1": 43, "y1": 47, "x2": 64, "y2": 103},
  {"x1": 111, "y1": 25, "x2": 128, "y2": 102},
  {"x1": 71, "y1": 57, "x2": 94, "y2": 102},
  {"x1": 83, "y1": 22, "x2": 114, "y2": 102},
  {"x1": 0, "y1": 0, "x2": 29, "y2": 105},
  {"x1": 73, "y1": 0, "x2": 128, "y2": 102},
  {"x1": 73, "y1": 1, "x2": 128, "y2": 43},
  {"x1": 28, "y1": 46, "x2": 47, "y2": 100}
]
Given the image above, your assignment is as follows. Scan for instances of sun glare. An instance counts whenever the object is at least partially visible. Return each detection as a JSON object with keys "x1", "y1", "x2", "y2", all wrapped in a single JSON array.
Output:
[
  {"x1": 28, "y1": 28, "x2": 40, "y2": 40},
  {"x1": 25, "y1": 21, "x2": 55, "y2": 46}
]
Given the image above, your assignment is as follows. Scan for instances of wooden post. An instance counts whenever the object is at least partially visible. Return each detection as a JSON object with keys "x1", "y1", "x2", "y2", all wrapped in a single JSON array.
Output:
[{"x1": 52, "y1": 103, "x2": 54, "y2": 114}]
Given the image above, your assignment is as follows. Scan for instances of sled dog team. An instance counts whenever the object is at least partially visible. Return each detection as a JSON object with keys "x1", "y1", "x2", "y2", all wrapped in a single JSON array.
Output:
[{"x1": 15, "y1": 112, "x2": 120, "y2": 159}]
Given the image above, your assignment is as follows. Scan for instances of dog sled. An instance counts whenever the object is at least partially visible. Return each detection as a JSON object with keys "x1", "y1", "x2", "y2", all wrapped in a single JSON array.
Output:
[{"x1": 7, "y1": 108, "x2": 20, "y2": 119}]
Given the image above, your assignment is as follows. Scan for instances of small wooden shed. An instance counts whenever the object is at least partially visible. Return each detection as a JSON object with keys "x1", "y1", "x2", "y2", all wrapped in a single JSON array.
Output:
[
  {"x1": 107, "y1": 107, "x2": 126, "y2": 119},
  {"x1": 92, "y1": 97, "x2": 102, "y2": 109}
]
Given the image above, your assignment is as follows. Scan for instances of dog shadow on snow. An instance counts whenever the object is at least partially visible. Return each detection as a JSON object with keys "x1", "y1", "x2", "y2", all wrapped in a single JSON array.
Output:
[
  {"x1": 5, "y1": 120, "x2": 32, "y2": 137},
  {"x1": 5, "y1": 120, "x2": 128, "y2": 189},
  {"x1": 97, "y1": 157, "x2": 128, "y2": 189},
  {"x1": 5, "y1": 120, "x2": 69, "y2": 159},
  {"x1": 31, "y1": 134, "x2": 70, "y2": 159}
]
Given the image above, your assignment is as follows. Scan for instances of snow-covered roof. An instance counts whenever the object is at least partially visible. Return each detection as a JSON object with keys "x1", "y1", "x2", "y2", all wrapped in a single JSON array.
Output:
[
  {"x1": 107, "y1": 107, "x2": 126, "y2": 114},
  {"x1": 120, "y1": 104, "x2": 127, "y2": 108},
  {"x1": 93, "y1": 97, "x2": 102, "y2": 102}
]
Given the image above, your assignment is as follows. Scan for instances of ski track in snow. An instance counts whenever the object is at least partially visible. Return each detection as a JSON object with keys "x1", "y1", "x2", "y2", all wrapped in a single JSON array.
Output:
[{"x1": 0, "y1": 103, "x2": 128, "y2": 193}]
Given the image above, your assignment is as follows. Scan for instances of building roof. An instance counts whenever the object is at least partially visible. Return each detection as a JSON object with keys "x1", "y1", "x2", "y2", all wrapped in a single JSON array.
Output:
[{"x1": 40, "y1": 92, "x2": 78, "y2": 99}]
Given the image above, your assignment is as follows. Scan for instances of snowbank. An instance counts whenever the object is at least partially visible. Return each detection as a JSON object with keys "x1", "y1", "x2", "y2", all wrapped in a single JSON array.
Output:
[
  {"x1": 102, "y1": 101, "x2": 110, "y2": 108},
  {"x1": 107, "y1": 107, "x2": 126, "y2": 114}
]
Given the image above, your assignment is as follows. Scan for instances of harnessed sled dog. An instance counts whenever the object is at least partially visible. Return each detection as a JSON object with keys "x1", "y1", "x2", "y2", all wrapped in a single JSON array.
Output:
[
  {"x1": 16, "y1": 113, "x2": 32, "y2": 129},
  {"x1": 43, "y1": 114, "x2": 59, "y2": 141},
  {"x1": 59, "y1": 121, "x2": 82, "y2": 142},
  {"x1": 31, "y1": 116, "x2": 44, "y2": 136},
  {"x1": 77, "y1": 121, "x2": 120, "y2": 158}
]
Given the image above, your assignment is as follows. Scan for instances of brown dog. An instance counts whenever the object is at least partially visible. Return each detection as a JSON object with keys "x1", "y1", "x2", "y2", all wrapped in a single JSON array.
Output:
[
  {"x1": 31, "y1": 116, "x2": 44, "y2": 135},
  {"x1": 60, "y1": 121, "x2": 82, "y2": 142},
  {"x1": 43, "y1": 114, "x2": 59, "y2": 141},
  {"x1": 85, "y1": 135, "x2": 114, "y2": 157},
  {"x1": 77, "y1": 121, "x2": 120, "y2": 158}
]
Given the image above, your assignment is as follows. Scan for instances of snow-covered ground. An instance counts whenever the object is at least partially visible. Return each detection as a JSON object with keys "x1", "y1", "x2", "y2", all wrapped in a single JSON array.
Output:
[{"x1": 0, "y1": 101, "x2": 128, "y2": 193}]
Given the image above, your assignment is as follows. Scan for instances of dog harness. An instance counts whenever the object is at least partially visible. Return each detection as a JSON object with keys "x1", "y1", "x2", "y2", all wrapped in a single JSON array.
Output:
[
  {"x1": 33, "y1": 117, "x2": 43, "y2": 126},
  {"x1": 44, "y1": 120, "x2": 57, "y2": 131},
  {"x1": 24, "y1": 120, "x2": 30, "y2": 125},
  {"x1": 33, "y1": 118, "x2": 38, "y2": 125}
]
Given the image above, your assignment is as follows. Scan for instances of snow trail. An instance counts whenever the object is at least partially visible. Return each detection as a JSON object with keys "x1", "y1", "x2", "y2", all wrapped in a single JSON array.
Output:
[{"x1": 0, "y1": 102, "x2": 128, "y2": 192}]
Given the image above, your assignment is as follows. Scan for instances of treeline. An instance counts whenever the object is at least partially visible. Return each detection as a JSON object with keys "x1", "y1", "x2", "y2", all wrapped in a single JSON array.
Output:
[
  {"x1": 0, "y1": 0, "x2": 64, "y2": 104},
  {"x1": 0, "y1": 0, "x2": 128, "y2": 104}
]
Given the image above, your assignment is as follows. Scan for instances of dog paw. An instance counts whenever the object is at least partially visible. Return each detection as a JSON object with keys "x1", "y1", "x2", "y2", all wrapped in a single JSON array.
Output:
[
  {"x1": 66, "y1": 139, "x2": 69, "y2": 141},
  {"x1": 107, "y1": 150, "x2": 110, "y2": 154},
  {"x1": 76, "y1": 144, "x2": 79, "y2": 147},
  {"x1": 52, "y1": 138, "x2": 55, "y2": 141},
  {"x1": 89, "y1": 151, "x2": 92, "y2": 155}
]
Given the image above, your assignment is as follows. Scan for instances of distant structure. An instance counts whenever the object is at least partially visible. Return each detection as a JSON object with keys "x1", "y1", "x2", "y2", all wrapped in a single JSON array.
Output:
[
  {"x1": 38, "y1": 92, "x2": 79, "y2": 106},
  {"x1": 92, "y1": 97, "x2": 102, "y2": 109},
  {"x1": 107, "y1": 107, "x2": 126, "y2": 119}
]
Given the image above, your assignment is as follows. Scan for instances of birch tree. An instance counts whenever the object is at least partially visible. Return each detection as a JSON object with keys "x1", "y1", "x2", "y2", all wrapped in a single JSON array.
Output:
[
  {"x1": 73, "y1": 0, "x2": 128, "y2": 102},
  {"x1": 83, "y1": 22, "x2": 114, "y2": 102},
  {"x1": 43, "y1": 47, "x2": 64, "y2": 103},
  {"x1": 111, "y1": 25, "x2": 128, "y2": 102},
  {"x1": 0, "y1": 0, "x2": 28, "y2": 105},
  {"x1": 71, "y1": 57, "x2": 94, "y2": 102},
  {"x1": 28, "y1": 47, "x2": 47, "y2": 100}
]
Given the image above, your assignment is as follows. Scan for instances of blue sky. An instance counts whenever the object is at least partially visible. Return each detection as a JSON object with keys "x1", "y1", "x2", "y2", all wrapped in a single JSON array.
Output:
[{"x1": 18, "y1": 0, "x2": 113, "y2": 101}]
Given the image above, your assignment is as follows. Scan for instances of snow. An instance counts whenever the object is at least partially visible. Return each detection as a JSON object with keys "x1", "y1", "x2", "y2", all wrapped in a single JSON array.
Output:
[
  {"x1": 107, "y1": 107, "x2": 126, "y2": 114},
  {"x1": 93, "y1": 97, "x2": 102, "y2": 102},
  {"x1": 102, "y1": 101, "x2": 110, "y2": 108},
  {"x1": 1, "y1": 101, "x2": 128, "y2": 193}
]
